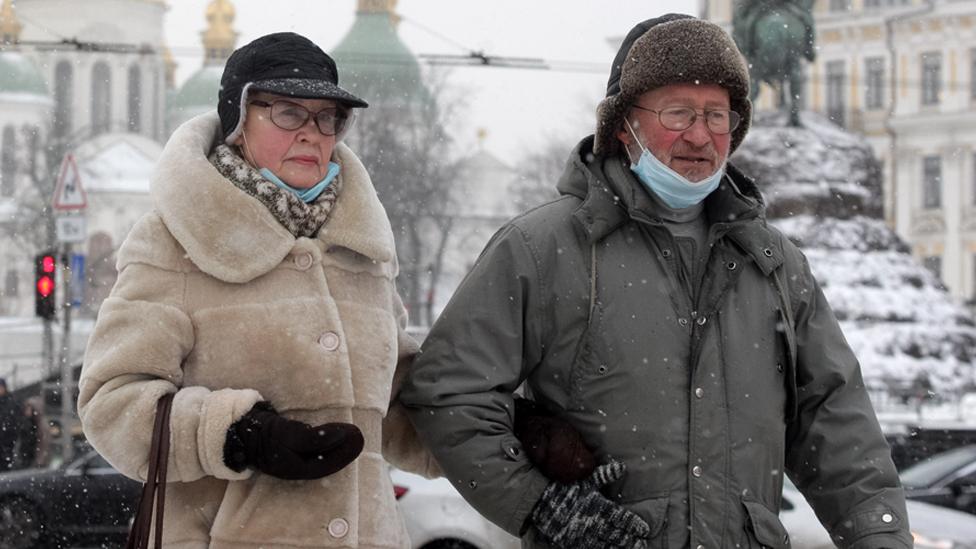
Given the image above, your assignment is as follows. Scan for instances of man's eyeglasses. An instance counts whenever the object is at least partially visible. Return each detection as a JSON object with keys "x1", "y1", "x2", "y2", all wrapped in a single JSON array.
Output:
[
  {"x1": 631, "y1": 105, "x2": 741, "y2": 135},
  {"x1": 249, "y1": 99, "x2": 349, "y2": 136}
]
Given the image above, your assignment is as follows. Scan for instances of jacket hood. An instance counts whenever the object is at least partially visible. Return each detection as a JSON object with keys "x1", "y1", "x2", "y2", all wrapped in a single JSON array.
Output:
[
  {"x1": 556, "y1": 136, "x2": 768, "y2": 245},
  {"x1": 151, "y1": 111, "x2": 395, "y2": 284}
]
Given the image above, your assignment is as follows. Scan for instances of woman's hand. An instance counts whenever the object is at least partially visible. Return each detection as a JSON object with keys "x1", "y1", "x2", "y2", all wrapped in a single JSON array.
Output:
[
  {"x1": 513, "y1": 397, "x2": 596, "y2": 483},
  {"x1": 224, "y1": 402, "x2": 364, "y2": 480}
]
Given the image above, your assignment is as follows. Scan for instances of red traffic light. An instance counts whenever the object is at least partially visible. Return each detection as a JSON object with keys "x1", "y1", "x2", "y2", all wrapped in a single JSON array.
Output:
[
  {"x1": 34, "y1": 251, "x2": 57, "y2": 320},
  {"x1": 37, "y1": 276, "x2": 54, "y2": 298}
]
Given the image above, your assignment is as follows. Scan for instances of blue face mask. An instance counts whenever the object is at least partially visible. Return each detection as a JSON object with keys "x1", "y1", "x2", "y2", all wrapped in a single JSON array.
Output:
[
  {"x1": 259, "y1": 162, "x2": 340, "y2": 203},
  {"x1": 625, "y1": 119, "x2": 724, "y2": 209}
]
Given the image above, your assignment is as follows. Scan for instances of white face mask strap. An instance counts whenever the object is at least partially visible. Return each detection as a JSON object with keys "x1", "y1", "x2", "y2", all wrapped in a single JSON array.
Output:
[
  {"x1": 623, "y1": 117, "x2": 646, "y2": 163},
  {"x1": 240, "y1": 131, "x2": 261, "y2": 171}
]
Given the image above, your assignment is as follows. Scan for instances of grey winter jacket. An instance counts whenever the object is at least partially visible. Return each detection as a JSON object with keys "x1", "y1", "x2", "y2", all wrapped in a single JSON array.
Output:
[{"x1": 401, "y1": 136, "x2": 912, "y2": 549}]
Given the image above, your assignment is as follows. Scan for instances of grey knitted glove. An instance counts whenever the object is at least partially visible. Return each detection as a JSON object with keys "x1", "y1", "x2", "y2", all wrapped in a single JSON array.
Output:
[{"x1": 530, "y1": 460, "x2": 649, "y2": 548}]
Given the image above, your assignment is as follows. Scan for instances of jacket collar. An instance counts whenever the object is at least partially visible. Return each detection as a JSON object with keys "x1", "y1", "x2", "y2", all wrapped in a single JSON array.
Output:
[
  {"x1": 557, "y1": 136, "x2": 783, "y2": 274},
  {"x1": 152, "y1": 112, "x2": 394, "y2": 284}
]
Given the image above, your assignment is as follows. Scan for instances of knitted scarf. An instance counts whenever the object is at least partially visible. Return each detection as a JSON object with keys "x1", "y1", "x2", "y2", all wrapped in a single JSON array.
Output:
[{"x1": 209, "y1": 144, "x2": 341, "y2": 238}]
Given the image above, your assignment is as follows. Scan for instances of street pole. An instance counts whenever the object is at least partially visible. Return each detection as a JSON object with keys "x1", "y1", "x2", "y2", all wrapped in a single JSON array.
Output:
[{"x1": 57, "y1": 242, "x2": 74, "y2": 464}]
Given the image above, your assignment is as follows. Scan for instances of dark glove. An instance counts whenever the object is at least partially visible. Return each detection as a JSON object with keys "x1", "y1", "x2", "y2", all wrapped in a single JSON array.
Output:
[
  {"x1": 530, "y1": 460, "x2": 649, "y2": 548},
  {"x1": 513, "y1": 397, "x2": 596, "y2": 483},
  {"x1": 223, "y1": 402, "x2": 364, "y2": 480}
]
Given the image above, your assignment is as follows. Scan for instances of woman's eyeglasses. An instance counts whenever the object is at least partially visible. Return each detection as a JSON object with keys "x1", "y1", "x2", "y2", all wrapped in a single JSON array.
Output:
[{"x1": 249, "y1": 99, "x2": 349, "y2": 136}]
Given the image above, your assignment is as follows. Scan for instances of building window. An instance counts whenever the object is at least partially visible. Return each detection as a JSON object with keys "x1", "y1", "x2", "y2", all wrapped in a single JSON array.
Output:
[
  {"x1": 0, "y1": 126, "x2": 13, "y2": 198},
  {"x1": 26, "y1": 126, "x2": 38, "y2": 167},
  {"x1": 923, "y1": 255, "x2": 942, "y2": 281},
  {"x1": 91, "y1": 61, "x2": 112, "y2": 135},
  {"x1": 972, "y1": 153, "x2": 976, "y2": 205},
  {"x1": 865, "y1": 57, "x2": 885, "y2": 110},
  {"x1": 923, "y1": 155, "x2": 942, "y2": 209},
  {"x1": 54, "y1": 61, "x2": 73, "y2": 138},
  {"x1": 973, "y1": 254, "x2": 976, "y2": 300},
  {"x1": 971, "y1": 49, "x2": 976, "y2": 100},
  {"x1": 1, "y1": 126, "x2": 15, "y2": 198},
  {"x1": 2, "y1": 269, "x2": 16, "y2": 297},
  {"x1": 921, "y1": 52, "x2": 942, "y2": 106},
  {"x1": 830, "y1": 0, "x2": 851, "y2": 11},
  {"x1": 127, "y1": 64, "x2": 141, "y2": 133},
  {"x1": 826, "y1": 60, "x2": 846, "y2": 127}
]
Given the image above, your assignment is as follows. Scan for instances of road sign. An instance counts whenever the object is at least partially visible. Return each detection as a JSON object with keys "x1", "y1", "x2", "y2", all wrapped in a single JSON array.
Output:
[
  {"x1": 56, "y1": 215, "x2": 87, "y2": 243},
  {"x1": 52, "y1": 154, "x2": 87, "y2": 211}
]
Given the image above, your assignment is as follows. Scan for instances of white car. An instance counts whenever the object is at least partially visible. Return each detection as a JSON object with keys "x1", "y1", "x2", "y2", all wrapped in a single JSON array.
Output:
[
  {"x1": 782, "y1": 477, "x2": 976, "y2": 549},
  {"x1": 391, "y1": 468, "x2": 520, "y2": 549}
]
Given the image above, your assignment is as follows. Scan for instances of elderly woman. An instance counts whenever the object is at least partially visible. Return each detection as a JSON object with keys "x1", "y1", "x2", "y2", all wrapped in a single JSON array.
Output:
[{"x1": 79, "y1": 32, "x2": 437, "y2": 549}]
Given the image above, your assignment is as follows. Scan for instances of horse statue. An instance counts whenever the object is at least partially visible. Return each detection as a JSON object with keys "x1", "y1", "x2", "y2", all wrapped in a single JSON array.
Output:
[{"x1": 732, "y1": 0, "x2": 816, "y2": 127}]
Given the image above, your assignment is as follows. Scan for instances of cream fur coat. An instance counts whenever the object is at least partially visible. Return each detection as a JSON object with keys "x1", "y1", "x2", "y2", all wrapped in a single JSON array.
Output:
[{"x1": 79, "y1": 112, "x2": 438, "y2": 549}]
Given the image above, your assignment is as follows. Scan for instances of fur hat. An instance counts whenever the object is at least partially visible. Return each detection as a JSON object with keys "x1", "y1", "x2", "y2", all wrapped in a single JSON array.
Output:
[
  {"x1": 593, "y1": 14, "x2": 752, "y2": 157},
  {"x1": 218, "y1": 32, "x2": 368, "y2": 144}
]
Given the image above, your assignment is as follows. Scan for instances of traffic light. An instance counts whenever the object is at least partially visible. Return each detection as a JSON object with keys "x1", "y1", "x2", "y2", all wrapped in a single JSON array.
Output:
[{"x1": 35, "y1": 251, "x2": 56, "y2": 320}]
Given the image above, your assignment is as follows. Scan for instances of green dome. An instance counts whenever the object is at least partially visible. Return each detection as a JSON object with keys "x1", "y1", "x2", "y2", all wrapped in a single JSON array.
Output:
[
  {"x1": 331, "y1": 13, "x2": 427, "y2": 107},
  {"x1": 169, "y1": 65, "x2": 222, "y2": 111},
  {"x1": 0, "y1": 52, "x2": 47, "y2": 96}
]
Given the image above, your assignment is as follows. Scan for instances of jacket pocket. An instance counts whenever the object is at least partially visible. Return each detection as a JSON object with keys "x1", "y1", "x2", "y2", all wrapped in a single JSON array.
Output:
[
  {"x1": 626, "y1": 494, "x2": 669, "y2": 547},
  {"x1": 742, "y1": 498, "x2": 791, "y2": 549},
  {"x1": 565, "y1": 304, "x2": 611, "y2": 411},
  {"x1": 614, "y1": 491, "x2": 669, "y2": 548}
]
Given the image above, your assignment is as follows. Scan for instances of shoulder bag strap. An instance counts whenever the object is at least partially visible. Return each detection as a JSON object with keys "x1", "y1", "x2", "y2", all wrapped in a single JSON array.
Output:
[{"x1": 126, "y1": 392, "x2": 175, "y2": 549}]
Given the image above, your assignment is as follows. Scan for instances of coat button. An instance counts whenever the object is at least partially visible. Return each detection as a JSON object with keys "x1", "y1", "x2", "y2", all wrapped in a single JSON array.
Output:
[
  {"x1": 294, "y1": 252, "x2": 314, "y2": 270},
  {"x1": 662, "y1": 249, "x2": 672, "y2": 258},
  {"x1": 696, "y1": 316, "x2": 707, "y2": 326},
  {"x1": 678, "y1": 318, "x2": 689, "y2": 326},
  {"x1": 695, "y1": 388, "x2": 704, "y2": 399},
  {"x1": 692, "y1": 465, "x2": 703, "y2": 477},
  {"x1": 319, "y1": 332, "x2": 340, "y2": 351},
  {"x1": 328, "y1": 518, "x2": 349, "y2": 538},
  {"x1": 881, "y1": 513, "x2": 893, "y2": 523}
]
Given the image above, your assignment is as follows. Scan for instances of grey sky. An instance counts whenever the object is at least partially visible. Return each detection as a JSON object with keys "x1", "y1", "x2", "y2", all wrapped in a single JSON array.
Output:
[{"x1": 165, "y1": 0, "x2": 699, "y2": 158}]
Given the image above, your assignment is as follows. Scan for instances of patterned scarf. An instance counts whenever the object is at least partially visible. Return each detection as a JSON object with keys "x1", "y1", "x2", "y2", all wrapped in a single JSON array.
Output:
[{"x1": 208, "y1": 144, "x2": 341, "y2": 238}]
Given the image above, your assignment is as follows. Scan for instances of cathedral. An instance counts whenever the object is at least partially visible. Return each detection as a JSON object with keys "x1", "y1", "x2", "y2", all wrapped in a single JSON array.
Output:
[{"x1": 0, "y1": 0, "x2": 234, "y2": 319}]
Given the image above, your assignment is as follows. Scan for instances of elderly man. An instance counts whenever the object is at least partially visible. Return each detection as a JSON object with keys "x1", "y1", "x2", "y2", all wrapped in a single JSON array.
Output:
[{"x1": 401, "y1": 14, "x2": 911, "y2": 549}]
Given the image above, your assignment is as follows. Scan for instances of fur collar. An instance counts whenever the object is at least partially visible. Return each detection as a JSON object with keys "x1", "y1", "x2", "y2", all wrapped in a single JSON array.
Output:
[{"x1": 152, "y1": 112, "x2": 395, "y2": 284}]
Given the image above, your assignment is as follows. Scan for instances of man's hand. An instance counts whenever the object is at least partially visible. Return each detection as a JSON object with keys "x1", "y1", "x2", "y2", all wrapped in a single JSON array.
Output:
[{"x1": 530, "y1": 460, "x2": 649, "y2": 548}]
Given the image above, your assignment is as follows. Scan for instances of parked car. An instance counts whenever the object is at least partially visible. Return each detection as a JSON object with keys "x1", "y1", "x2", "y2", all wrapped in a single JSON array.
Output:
[
  {"x1": 391, "y1": 468, "x2": 520, "y2": 549},
  {"x1": 900, "y1": 444, "x2": 976, "y2": 514},
  {"x1": 783, "y1": 476, "x2": 976, "y2": 548},
  {"x1": 0, "y1": 448, "x2": 140, "y2": 549}
]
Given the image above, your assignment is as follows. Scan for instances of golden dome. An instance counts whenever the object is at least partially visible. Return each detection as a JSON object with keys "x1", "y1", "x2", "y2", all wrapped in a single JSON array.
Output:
[
  {"x1": 201, "y1": 0, "x2": 237, "y2": 66},
  {"x1": 0, "y1": 0, "x2": 22, "y2": 46},
  {"x1": 357, "y1": 0, "x2": 396, "y2": 14}
]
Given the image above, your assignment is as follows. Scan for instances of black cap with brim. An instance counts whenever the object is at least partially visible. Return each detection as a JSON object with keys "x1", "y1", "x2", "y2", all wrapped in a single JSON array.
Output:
[
  {"x1": 249, "y1": 78, "x2": 368, "y2": 108},
  {"x1": 219, "y1": 32, "x2": 368, "y2": 143}
]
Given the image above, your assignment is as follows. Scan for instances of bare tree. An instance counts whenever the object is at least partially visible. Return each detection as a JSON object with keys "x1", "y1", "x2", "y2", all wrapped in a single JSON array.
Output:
[
  {"x1": 513, "y1": 133, "x2": 576, "y2": 210},
  {"x1": 343, "y1": 69, "x2": 465, "y2": 326},
  {"x1": 2, "y1": 124, "x2": 56, "y2": 256}
]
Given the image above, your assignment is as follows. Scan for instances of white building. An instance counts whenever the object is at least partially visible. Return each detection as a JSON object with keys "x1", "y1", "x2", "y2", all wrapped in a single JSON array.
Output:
[
  {"x1": 705, "y1": 0, "x2": 976, "y2": 302},
  {"x1": 0, "y1": 0, "x2": 239, "y2": 322}
]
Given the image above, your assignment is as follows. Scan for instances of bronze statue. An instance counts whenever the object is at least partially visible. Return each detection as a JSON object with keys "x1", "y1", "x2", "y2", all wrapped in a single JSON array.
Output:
[{"x1": 732, "y1": 0, "x2": 815, "y2": 126}]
